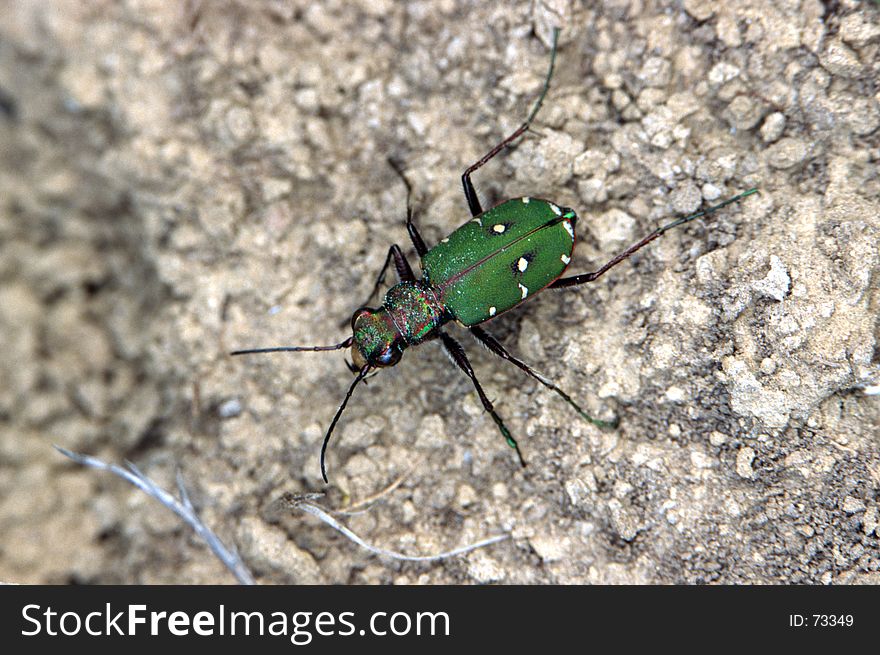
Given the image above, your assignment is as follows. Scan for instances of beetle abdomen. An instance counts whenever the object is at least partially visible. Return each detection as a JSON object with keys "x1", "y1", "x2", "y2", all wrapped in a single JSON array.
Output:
[{"x1": 422, "y1": 198, "x2": 576, "y2": 326}]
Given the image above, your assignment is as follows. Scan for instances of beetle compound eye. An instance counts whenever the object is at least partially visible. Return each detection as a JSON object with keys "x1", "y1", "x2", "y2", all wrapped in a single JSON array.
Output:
[{"x1": 377, "y1": 347, "x2": 402, "y2": 367}]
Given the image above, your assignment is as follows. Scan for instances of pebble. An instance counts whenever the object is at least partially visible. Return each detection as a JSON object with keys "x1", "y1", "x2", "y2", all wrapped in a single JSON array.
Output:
[
  {"x1": 841, "y1": 496, "x2": 866, "y2": 514},
  {"x1": 217, "y1": 398, "x2": 242, "y2": 419},
  {"x1": 760, "y1": 112, "x2": 786, "y2": 143},
  {"x1": 760, "y1": 358, "x2": 777, "y2": 375},
  {"x1": 609, "y1": 501, "x2": 643, "y2": 542},
  {"x1": 708, "y1": 62, "x2": 740, "y2": 85},
  {"x1": 766, "y1": 138, "x2": 807, "y2": 169},
  {"x1": 725, "y1": 95, "x2": 762, "y2": 131},
  {"x1": 701, "y1": 183, "x2": 722, "y2": 201},
  {"x1": 752, "y1": 255, "x2": 791, "y2": 301},
  {"x1": 819, "y1": 38, "x2": 863, "y2": 78},
  {"x1": 736, "y1": 447, "x2": 756, "y2": 479},
  {"x1": 670, "y1": 181, "x2": 702, "y2": 214},
  {"x1": 840, "y1": 12, "x2": 880, "y2": 47},
  {"x1": 665, "y1": 386, "x2": 686, "y2": 403},
  {"x1": 683, "y1": 0, "x2": 715, "y2": 21}
]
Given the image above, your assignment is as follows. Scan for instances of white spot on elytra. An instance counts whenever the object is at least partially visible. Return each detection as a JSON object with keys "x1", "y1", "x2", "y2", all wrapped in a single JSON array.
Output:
[
  {"x1": 493, "y1": 224, "x2": 506, "y2": 233},
  {"x1": 562, "y1": 220, "x2": 575, "y2": 240},
  {"x1": 518, "y1": 283, "x2": 529, "y2": 300},
  {"x1": 550, "y1": 204, "x2": 562, "y2": 216},
  {"x1": 561, "y1": 254, "x2": 570, "y2": 265},
  {"x1": 517, "y1": 257, "x2": 528, "y2": 272},
  {"x1": 489, "y1": 306, "x2": 497, "y2": 317},
  {"x1": 522, "y1": 197, "x2": 530, "y2": 204}
]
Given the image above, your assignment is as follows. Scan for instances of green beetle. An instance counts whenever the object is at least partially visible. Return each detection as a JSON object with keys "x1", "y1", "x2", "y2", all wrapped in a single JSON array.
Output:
[{"x1": 233, "y1": 29, "x2": 756, "y2": 482}]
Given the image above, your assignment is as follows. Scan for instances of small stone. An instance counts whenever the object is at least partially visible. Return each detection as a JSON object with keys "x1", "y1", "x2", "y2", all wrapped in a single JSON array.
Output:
[
  {"x1": 467, "y1": 555, "x2": 505, "y2": 583},
  {"x1": 709, "y1": 431, "x2": 728, "y2": 447},
  {"x1": 665, "y1": 386, "x2": 686, "y2": 403},
  {"x1": 841, "y1": 496, "x2": 866, "y2": 514},
  {"x1": 639, "y1": 57, "x2": 671, "y2": 88},
  {"x1": 457, "y1": 483, "x2": 477, "y2": 507},
  {"x1": 725, "y1": 95, "x2": 762, "y2": 131},
  {"x1": 225, "y1": 106, "x2": 255, "y2": 143},
  {"x1": 573, "y1": 149, "x2": 615, "y2": 179},
  {"x1": 819, "y1": 38, "x2": 862, "y2": 78},
  {"x1": 612, "y1": 480, "x2": 634, "y2": 499},
  {"x1": 529, "y1": 534, "x2": 569, "y2": 562},
  {"x1": 736, "y1": 447, "x2": 756, "y2": 479},
  {"x1": 683, "y1": 0, "x2": 715, "y2": 21},
  {"x1": 690, "y1": 450, "x2": 715, "y2": 469},
  {"x1": 701, "y1": 183, "x2": 722, "y2": 201},
  {"x1": 237, "y1": 517, "x2": 322, "y2": 583},
  {"x1": 760, "y1": 358, "x2": 777, "y2": 375},
  {"x1": 708, "y1": 62, "x2": 740, "y2": 86},
  {"x1": 217, "y1": 398, "x2": 242, "y2": 419},
  {"x1": 293, "y1": 87, "x2": 319, "y2": 112},
  {"x1": 592, "y1": 208, "x2": 636, "y2": 251},
  {"x1": 760, "y1": 112, "x2": 786, "y2": 143},
  {"x1": 416, "y1": 414, "x2": 447, "y2": 449},
  {"x1": 261, "y1": 178, "x2": 292, "y2": 202},
  {"x1": 716, "y1": 13, "x2": 742, "y2": 47},
  {"x1": 752, "y1": 255, "x2": 791, "y2": 301},
  {"x1": 840, "y1": 13, "x2": 880, "y2": 47},
  {"x1": 797, "y1": 524, "x2": 815, "y2": 538},
  {"x1": 695, "y1": 254, "x2": 721, "y2": 285},
  {"x1": 766, "y1": 138, "x2": 807, "y2": 169},
  {"x1": 491, "y1": 482, "x2": 508, "y2": 501},
  {"x1": 608, "y1": 501, "x2": 643, "y2": 541},
  {"x1": 564, "y1": 477, "x2": 592, "y2": 506},
  {"x1": 578, "y1": 177, "x2": 608, "y2": 204},
  {"x1": 670, "y1": 181, "x2": 702, "y2": 214},
  {"x1": 666, "y1": 91, "x2": 701, "y2": 121}
]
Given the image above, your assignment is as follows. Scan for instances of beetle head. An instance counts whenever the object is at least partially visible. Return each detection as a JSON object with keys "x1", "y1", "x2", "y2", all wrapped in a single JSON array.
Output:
[{"x1": 349, "y1": 307, "x2": 404, "y2": 369}]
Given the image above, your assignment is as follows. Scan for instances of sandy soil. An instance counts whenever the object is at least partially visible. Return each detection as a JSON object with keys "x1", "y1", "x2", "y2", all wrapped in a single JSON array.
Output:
[{"x1": 1, "y1": 0, "x2": 878, "y2": 584}]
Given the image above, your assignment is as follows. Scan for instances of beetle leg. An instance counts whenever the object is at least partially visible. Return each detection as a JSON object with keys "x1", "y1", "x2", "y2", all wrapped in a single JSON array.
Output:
[
  {"x1": 405, "y1": 205, "x2": 428, "y2": 258},
  {"x1": 438, "y1": 331, "x2": 526, "y2": 468},
  {"x1": 551, "y1": 188, "x2": 758, "y2": 289},
  {"x1": 470, "y1": 326, "x2": 617, "y2": 429},
  {"x1": 388, "y1": 157, "x2": 429, "y2": 257},
  {"x1": 460, "y1": 29, "x2": 560, "y2": 217},
  {"x1": 348, "y1": 244, "x2": 415, "y2": 319}
]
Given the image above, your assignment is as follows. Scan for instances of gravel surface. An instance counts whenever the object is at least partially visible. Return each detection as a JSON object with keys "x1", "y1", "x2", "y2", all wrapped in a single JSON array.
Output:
[{"x1": 1, "y1": 0, "x2": 878, "y2": 583}]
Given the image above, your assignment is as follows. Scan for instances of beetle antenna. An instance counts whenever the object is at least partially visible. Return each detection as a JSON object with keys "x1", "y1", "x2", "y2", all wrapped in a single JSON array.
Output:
[
  {"x1": 321, "y1": 365, "x2": 371, "y2": 483},
  {"x1": 231, "y1": 337, "x2": 353, "y2": 356}
]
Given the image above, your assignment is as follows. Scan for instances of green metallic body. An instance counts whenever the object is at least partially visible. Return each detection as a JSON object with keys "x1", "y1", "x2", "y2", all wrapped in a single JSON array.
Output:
[
  {"x1": 353, "y1": 197, "x2": 578, "y2": 366},
  {"x1": 422, "y1": 197, "x2": 577, "y2": 326}
]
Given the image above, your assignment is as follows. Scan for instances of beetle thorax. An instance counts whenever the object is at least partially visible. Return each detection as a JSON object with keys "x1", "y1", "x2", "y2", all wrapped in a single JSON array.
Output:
[
  {"x1": 350, "y1": 281, "x2": 446, "y2": 369},
  {"x1": 383, "y1": 281, "x2": 446, "y2": 346}
]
